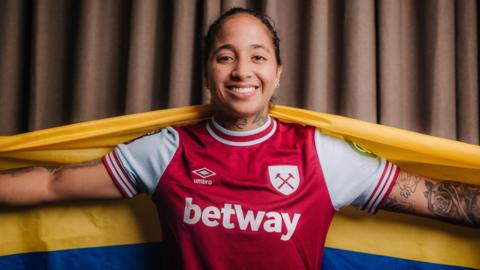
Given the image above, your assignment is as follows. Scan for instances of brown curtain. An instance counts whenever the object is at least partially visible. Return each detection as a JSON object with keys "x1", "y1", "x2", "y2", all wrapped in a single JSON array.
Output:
[{"x1": 0, "y1": 0, "x2": 478, "y2": 144}]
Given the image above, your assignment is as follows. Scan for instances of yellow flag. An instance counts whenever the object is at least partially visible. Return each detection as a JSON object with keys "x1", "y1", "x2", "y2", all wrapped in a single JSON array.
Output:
[{"x1": 0, "y1": 105, "x2": 478, "y2": 269}]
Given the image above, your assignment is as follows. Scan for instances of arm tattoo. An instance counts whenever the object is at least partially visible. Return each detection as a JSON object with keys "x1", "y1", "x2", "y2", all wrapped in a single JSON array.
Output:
[
  {"x1": 383, "y1": 197, "x2": 414, "y2": 212},
  {"x1": 0, "y1": 167, "x2": 40, "y2": 177},
  {"x1": 0, "y1": 159, "x2": 102, "y2": 177},
  {"x1": 54, "y1": 159, "x2": 102, "y2": 171},
  {"x1": 382, "y1": 171, "x2": 419, "y2": 213},
  {"x1": 397, "y1": 173, "x2": 421, "y2": 199},
  {"x1": 381, "y1": 171, "x2": 480, "y2": 227},
  {"x1": 423, "y1": 180, "x2": 480, "y2": 227}
]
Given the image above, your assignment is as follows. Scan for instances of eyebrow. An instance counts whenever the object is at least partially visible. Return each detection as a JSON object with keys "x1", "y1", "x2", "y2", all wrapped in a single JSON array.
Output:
[
  {"x1": 251, "y1": 44, "x2": 271, "y2": 53},
  {"x1": 211, "y1": 43, "x2": 272, "y2": 56},
  {"x1": 212, "y1": 44, "x2": 235, "y2": 55}
]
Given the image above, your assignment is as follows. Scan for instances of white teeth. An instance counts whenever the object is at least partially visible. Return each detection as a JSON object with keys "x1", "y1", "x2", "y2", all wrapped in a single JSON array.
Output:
[{"x1": 231, "y1": 87, "x2": 256, "y2": 93}]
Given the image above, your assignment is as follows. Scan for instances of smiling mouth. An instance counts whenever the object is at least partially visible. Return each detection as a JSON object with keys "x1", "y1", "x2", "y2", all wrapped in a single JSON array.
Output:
[
  {"x1": 229, "y1": 87, "x2": 256, "y2": 93},
  {"x1": 226, "y1": 85, "x2": 259, "y2": 94}
]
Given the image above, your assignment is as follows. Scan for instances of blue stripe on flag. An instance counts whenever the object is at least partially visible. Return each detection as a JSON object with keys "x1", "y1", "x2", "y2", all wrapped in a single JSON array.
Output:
[
  {"x1": 0, "y1": 244, "x2": 474, "y2": 270},
  {"x1": 322, "y1": 247, "x2": 475, "y2": 270},
  {"x1": 0, "y1": 243, "x2": 162, "y2": 270}
]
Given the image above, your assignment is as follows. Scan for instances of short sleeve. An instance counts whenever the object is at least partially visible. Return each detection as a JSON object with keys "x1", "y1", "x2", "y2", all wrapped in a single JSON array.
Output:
[
  {"x1": 102, "y1": 127, "x2": 180, "y2": 198},
  {"x1": 314, "y1": 129, "x2": 399, "y2": 213}
]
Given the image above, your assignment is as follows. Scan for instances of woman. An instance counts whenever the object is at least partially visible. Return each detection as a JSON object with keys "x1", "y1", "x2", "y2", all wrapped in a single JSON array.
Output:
[{"x1": 0, "y1": 7, "x2": 478, "y2": 270}]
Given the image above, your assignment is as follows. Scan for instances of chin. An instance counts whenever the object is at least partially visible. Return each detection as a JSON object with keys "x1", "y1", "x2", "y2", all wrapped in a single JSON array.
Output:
[
  {"x1": 220, "y1": 104, "x2": 264, "y2": 118},
  {"x1": 229, "y1": 106, "x2": 266, "y2": 119}
]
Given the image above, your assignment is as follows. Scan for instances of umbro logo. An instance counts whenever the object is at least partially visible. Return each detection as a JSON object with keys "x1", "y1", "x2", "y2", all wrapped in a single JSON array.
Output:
[
  {"x1": 192, "y1": 167, "x2": 216, "y2": 185},
  {"x1": 193, "y1": 167, "x2": 216, "y2": 178}
]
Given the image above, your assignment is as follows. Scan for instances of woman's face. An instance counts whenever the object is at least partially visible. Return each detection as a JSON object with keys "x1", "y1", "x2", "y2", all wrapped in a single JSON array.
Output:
[{"x1": 206, "y1": 13, "x2": 282, "y2": 119}]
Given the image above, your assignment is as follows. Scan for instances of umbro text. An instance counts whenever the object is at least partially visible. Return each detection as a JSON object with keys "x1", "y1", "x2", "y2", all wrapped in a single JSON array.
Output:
[{"x1": 193, "y1": 179, "x2": 213, "y2": 185}]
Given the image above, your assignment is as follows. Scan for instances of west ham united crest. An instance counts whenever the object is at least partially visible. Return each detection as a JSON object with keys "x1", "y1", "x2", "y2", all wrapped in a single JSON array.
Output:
[{"x1": 268, "y1": 165, "x2": 300, "y2": 195}]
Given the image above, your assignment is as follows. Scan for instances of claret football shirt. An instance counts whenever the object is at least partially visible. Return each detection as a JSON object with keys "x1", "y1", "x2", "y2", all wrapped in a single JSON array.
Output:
[{"x1": 102, "y1": 116, "x2": 399, "y2": 269}]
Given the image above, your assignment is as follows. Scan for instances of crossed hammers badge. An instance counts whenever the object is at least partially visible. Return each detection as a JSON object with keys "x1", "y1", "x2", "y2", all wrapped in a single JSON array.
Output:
[{"x1": 268, "y1": 165, "x2": 300, "y2": 195}]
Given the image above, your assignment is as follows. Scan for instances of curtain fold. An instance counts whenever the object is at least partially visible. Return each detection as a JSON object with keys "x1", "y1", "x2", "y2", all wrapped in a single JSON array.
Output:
[
  {"x1": 0, "y1": 0, "x2": 478, "y2": 145},
  {"x1": 456, "y1": 0, "x2": 479, "y2": 144}
]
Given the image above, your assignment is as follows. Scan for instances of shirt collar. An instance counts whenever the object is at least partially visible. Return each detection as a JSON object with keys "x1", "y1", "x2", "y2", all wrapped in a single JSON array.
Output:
[{"x1": 206, "y1": 116, "x2": 277, "y2": 146}]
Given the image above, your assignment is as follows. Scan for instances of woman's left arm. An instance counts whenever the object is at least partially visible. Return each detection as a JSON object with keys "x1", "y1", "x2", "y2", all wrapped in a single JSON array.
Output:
[{"x1": 380, "y1": 171, "x2": 480, "y2": 227}]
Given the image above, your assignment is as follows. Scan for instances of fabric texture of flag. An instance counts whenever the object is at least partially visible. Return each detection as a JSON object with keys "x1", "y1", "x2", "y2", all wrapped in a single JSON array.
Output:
[{"x1": 0, "y1": 105, "x2": 478, "y2": 269}]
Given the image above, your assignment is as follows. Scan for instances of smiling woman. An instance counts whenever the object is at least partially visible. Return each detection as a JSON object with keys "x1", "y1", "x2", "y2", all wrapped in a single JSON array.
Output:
[
  {"x1": 0, "y1": 6, "x2": 479, "y2": 270},
  {"x1": 204, "y1": 8, "x2": 283, "y2": 130}
]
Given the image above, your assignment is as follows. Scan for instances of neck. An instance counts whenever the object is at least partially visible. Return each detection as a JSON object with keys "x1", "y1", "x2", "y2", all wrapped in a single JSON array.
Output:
[{"x1": 213, "y1": 110, "x2": 269, "y2": 131}]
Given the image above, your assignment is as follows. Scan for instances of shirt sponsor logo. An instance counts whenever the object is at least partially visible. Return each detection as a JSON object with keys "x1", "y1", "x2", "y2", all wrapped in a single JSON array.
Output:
[
  {"x1": 183, "y1": 197, "x2": 301, "y2": 241},
  {"x1": 191, "y1": 167, "x2": 216, "y2": 185},
  {"x1": 268, "y1": 165, "x2": 300, "y2": 195}
]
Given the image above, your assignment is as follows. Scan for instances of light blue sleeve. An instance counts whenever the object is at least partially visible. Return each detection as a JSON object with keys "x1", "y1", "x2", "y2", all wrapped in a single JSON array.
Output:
[
  {"x1": 314, "y1": 129, "x2": 399, "y2": 213},
  {"x1": 102, "y1": 127, "x2": 180, "y2": 197}
]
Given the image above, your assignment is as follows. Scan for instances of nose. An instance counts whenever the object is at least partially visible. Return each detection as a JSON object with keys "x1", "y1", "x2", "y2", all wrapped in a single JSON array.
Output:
[{"x1": 230, "y1": 58, "x2": 253, "y2": 80}]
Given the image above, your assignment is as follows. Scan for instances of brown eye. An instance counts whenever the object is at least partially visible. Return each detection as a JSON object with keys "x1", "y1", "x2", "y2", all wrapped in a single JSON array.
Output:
[
  {"x1": 253, "y1": 55, "x2": 267, "y2": 62},
  {"x1": 216, "y1": 55, "x2": 233, "y2": 63}
]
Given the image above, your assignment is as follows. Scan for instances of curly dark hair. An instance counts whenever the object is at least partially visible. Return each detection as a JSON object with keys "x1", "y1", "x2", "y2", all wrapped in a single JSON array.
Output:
[{"x1": 202, "y1": 7, "x2": 282, "y2": 72}]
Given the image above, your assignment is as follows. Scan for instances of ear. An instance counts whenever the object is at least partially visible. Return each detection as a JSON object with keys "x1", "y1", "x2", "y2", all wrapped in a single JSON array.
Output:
[
  {"x1": 275, "y1": 65, "x2": 283, "y2": 88},
  {"x1": 276, "y1": 64, "x2": 283, "y2": 79}
]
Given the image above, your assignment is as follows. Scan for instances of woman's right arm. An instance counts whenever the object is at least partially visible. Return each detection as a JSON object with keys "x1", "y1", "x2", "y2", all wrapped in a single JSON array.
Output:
[{"x1": 0, "y1": 159, "x2": 122, "y2": 207}]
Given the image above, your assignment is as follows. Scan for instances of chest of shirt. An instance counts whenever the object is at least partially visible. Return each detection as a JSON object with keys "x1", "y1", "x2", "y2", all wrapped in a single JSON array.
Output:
[{"x1": 152, "y1": 126, "x2": 334, "y2": 240}]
